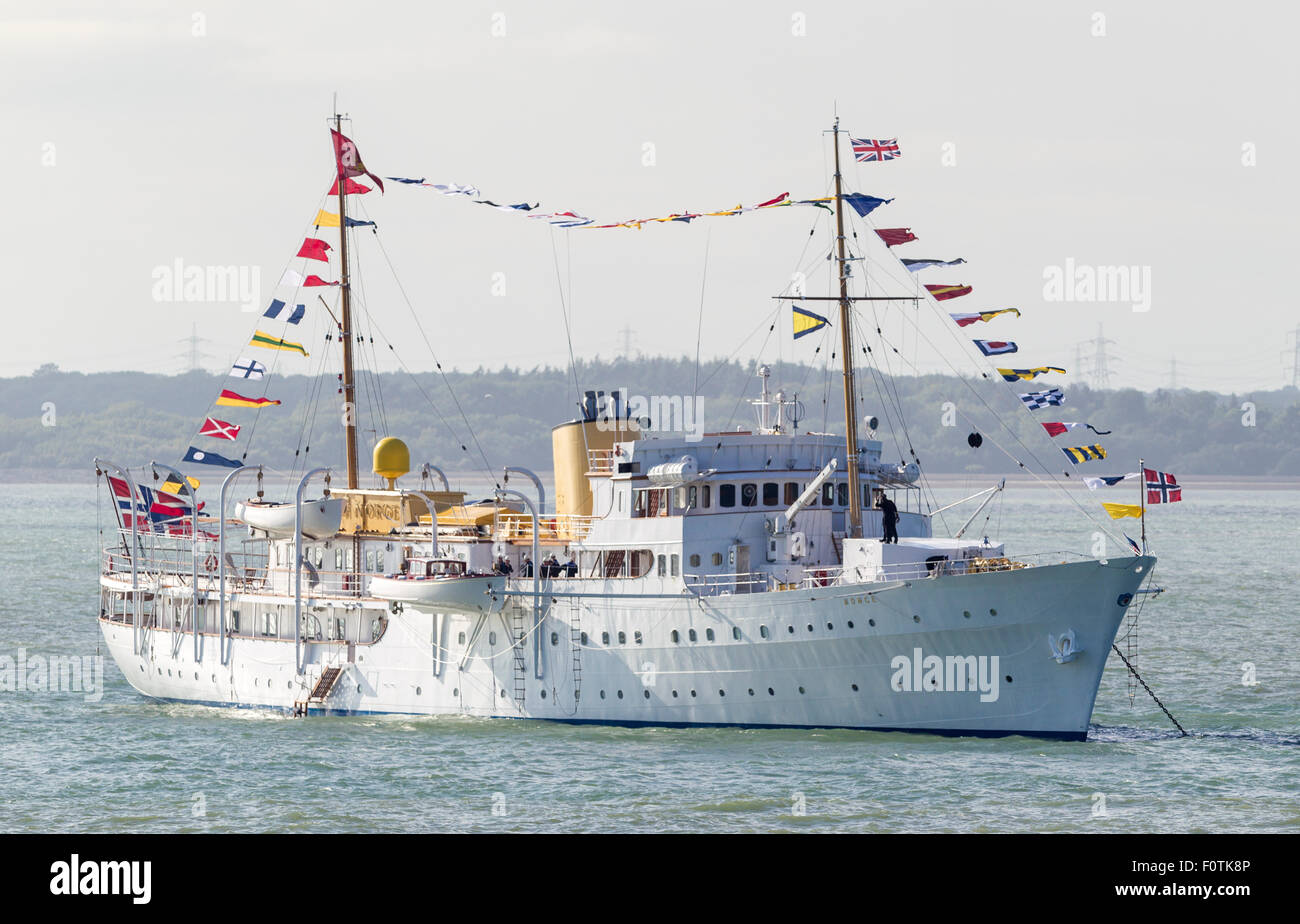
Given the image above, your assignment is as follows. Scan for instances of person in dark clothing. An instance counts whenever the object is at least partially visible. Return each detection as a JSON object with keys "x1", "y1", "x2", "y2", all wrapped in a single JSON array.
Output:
[
  {"x1": 521, "y1": 555, "x2": 533, "y2": 577},
  {"x1": 564, "y1": 557, "x2": 578, "y2": 577},
  {"x1": 876, "y1": 489, "x2": 899, "y2": 544},
  {"x1": 493, "y1": 555, "x2": 513, "y2": 576}
]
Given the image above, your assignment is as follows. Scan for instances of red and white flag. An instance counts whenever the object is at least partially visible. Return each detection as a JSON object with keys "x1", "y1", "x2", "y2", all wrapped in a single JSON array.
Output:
[
  {"x1": 199, "y1": 417, "x2": 240, "y2": 441},
  {"x1": 330, "y1": 129, "x2": 385, "y2": 193},
  {"x1": 1144, "y1": 467, "x2": 1182, "y2": 504}
]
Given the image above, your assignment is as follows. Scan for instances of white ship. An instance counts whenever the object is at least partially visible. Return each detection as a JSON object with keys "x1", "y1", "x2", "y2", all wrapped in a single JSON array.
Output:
[{"x1": 94, "y1": 116, "x2": 1161, "y2": 740}]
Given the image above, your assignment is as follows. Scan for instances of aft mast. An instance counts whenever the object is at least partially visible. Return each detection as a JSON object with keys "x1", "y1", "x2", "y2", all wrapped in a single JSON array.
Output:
[
  {"x1": 334, "y1": 112, "x2": 360, "y2": 489},
  {"x1": 831, "y1": 117, "x2": 864, "y2": 538}
]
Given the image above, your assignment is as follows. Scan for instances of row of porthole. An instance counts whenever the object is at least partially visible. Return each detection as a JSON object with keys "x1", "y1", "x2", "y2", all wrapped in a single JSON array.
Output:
[{"x1": 496, "y1": 609, "x2": 1006, "y2": 652}]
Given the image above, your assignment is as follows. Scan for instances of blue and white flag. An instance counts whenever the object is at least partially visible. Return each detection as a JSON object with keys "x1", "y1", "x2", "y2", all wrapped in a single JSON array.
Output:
[
  {"x1": 230, "y1": 358, "x2": 266, "y2": 380},
  {"x1": 183, "y1": 446, "x2": 243, "y2": 469},
  {"x1": 286, "y1": 304, "x2": 305, "y2": 325},
  {"x1": 1019, "y1": 388, "x2": 1064, "y2": 409},
  {"x1": 901, "y1": 258, "x2": 966, "y2": 273},
  {"x1": 1083, "y1": 472, "x2": 1140, "y2": 490}
]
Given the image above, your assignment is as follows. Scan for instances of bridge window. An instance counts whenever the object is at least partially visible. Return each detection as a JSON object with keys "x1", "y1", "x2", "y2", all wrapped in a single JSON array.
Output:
[
  {"x1": 670, "y1": 554, "x2": 679, "y2": 576},
  {"x1": 837, "y1": 483, "x2": 849, "y2": 507},
  {"x1": 701, "y1": 484, "x2": 711, "y2": 508},
  {"x1": 763, "y1": 483, "x2": 779, "y2": 506},
  {"x1": 711, "y1": 552, "x2": 723, "y2": 566},
  {"x1": 618, "y1": 631, "x2": 626, "y2": 644},
  {"x1": 784, "y1": 482, "x2": 799, "y2": 505},
  {"x1": 688, "y1": 628, "x2": 697, "y2": 642},
  {"x1": 741, "y1": 483, "x2": 758, "y2": 507},
  {"x1": 719, "y1": 484, "x2": 735, "y2": 507},
  {"x1": 602, "y1": 631, "x2": 610, "y2": 645},
  {"x1": 822, "y1": 483, "x2": 835, "y2": 506},
  {"x1": 657, "y1": 554, "x2": 666, "y2": 577},
  {"x1": 687, "y1": 485, "x2": 698, "y2": 509}
]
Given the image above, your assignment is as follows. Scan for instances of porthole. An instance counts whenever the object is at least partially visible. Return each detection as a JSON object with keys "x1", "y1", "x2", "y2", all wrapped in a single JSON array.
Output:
[
  {"x1": 617, "y1": 690, "x2": 624, "y2": 699},
  {"x1": 618, "y1": 631, "x2": 626, "y2": 644},
  {"x1": 706, "y1": 628, "x2": 715, "y2": 642},
  {"x1": 711, "y1": 552, "x2": 723, "y2": 566},
  {"x1": 806, "y1": 624, "x2": 814, "y2": 632},
  {"x1": 580, "y1": 632, "x2": 588, "y2": 646},
  {"x1": 798, "y1": 686, "x2": 806, "y2": 694},
  {"x1": 600, "y1": 690, "x2": 607, "y2": 699},
  {"x1": 550, "y1": 632, "x2": 559, "y2": 646},
  {"x1": 672, "y1": 690, "x2": 679, "y2": 698},
  {"x1": 851, "y1": 683, "x2": 859, "y2": 692},
  {"x1": 458, "y1": 631, "x2": 467, "y2": 645},
  {"x1": 489, "y1": 631, "x2": 497, "y2": 646},
  {"x1": 541, "y1": 689, "x2": 547, "y2": 699},
  {"x1": 416, "y1": 686, "x2": 422, "y2": 696},
  {"x1": 287, "y1": 681, "x2": 292, "y2": 689},
  {"x1": 868, "y1": 618, "x2": 876, "y2": 627},
  {"x1": 358, "y1": 684, "x2": 363, "y2": 693},
  {"x1": 643, "y1": 689, "x2": 650, "y2": 699},
  {"x1": 689, "y1": 554, "x2": 701, "y2": 567},
  {"x1": 195, "y1": 672, "x2": 199, "y2": 681},
  {"x1": 690, "y1": 690, "x2": 697, "y2": 697},
  {"x1": 747, "y1": 688, "x2": 755, "y2": 696},
  {"x1": 760, "y1": 625, "x2": 769, "y2": 639},
  {"x1": 688, "y1": 628, "x2": 698, "y2": 642},
  {"x1": 1005, "y1": 675, "x2": 1013, "y2": 684},
  {"x1": 634, "y1": 631, "x2": 643, "y2": 645},
  {"x1": 452, "y1": 688, "x2": 458, "y2": 696},
  {"x1": 787, "y1": 625, "x2": 794, "y2": 634},
  {"x1": 501, "y1": 689, "x2": 507, "y2": 697},
  {"x1": 847, "y1": 620, "x2": 854, "y2": 629},
  {"x1": 718, "y1": 689, "x2": 726, "y2": 697},
  {"x1": 671, "y1": 630, "x2": 680, "y2": 643},
  {"x1": 989, "y1": 608, "x2": 997, "y2": 616},
  {"x1": 602, "y1": 632, "x2": 610, "y2": 645},
  {"x1": 767, "y1": 687, "x2": 775, "y2": 696},
  {"x1": 826, "y1": 623, "x2": 833, "y2": 631},
  {"x1": 732, "y1": 627, "x2": 741, "y2": 640},
  {"x1": 913, "y1": 615, "x2": 921, "y2": 623},
  {"x1": 963, "y1": 610, "x2": 972, "y2": 619}
]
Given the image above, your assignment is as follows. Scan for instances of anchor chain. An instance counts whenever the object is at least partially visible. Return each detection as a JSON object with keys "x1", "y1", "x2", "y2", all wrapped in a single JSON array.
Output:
[{"x1": 1111, "y1": 644, "x2": 1187, "y2": 737}]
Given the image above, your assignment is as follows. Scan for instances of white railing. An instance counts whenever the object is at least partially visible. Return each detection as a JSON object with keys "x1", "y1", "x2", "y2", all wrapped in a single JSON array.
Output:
[
  {"x1": 683, "y1": 571, "x2": 775, "y2": 595},
  {"x1": 495, "y1": 512, "x2": 596, "y2": 543}
]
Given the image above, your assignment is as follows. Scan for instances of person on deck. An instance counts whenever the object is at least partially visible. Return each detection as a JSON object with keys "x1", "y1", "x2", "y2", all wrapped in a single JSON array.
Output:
[
  {"x1": 563, "y1": 556, "x2": 578, "y2": 577},
  {"x1": 876, "y1": 489, "x2": 899, "y2": 544},
  {"x1": 521, "y1": 555, "x2": 533, "y2": 577}
]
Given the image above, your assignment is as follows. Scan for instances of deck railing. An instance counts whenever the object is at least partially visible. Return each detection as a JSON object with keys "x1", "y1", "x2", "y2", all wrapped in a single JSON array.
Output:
[{"x1": 495, "y1": 512, "x2": 596, "y2": 543}]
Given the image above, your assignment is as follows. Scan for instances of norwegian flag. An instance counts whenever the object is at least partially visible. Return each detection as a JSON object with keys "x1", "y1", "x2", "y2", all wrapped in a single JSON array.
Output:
[
  {"x1": 850, "y1": 137, "x2": 901, "y2": 162},
  {"x1": 1144, "y1": 468, "x2": 1182, "y2": 504},
  {"x1": 199, "y1": 417, "x2": 241, "y2": 441}
]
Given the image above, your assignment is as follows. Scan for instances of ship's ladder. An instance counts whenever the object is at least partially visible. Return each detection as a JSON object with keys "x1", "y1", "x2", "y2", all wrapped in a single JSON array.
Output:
[
  {"x1": 511, "y1": 602, "x2": 527, "y2": 710},
  {"x1": 293, "y1": 664, "x2": 345, "y2": 717},
  {"x1": 831, "y1": 532, "x2": 845, "y2": 564},
  {"x1": 569, "y1": 605, "x2": 582, "y2": 707}
]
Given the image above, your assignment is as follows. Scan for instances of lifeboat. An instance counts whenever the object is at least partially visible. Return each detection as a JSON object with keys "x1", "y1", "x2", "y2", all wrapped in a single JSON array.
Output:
[
  {"x1": 234, "y1": 497, "x2": 344, "y2": 540},
  {"x1": 369, "y1": 558, "x2": 503, "y2": 615}
]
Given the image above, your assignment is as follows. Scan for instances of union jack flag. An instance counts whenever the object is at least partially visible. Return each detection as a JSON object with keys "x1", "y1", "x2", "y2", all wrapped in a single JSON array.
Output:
[
  {"x1": 850, "y1": 137, "x2": 901, "y2": 162},
  {"x1": 1144, "y1": 467, "x2": 1182, "y2": 504}
]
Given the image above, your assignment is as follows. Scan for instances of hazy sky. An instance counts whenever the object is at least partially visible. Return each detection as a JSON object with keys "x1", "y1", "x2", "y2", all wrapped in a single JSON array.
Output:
[{"x1": 5, "y1": 0, "x2": 1296, "y2": 393}]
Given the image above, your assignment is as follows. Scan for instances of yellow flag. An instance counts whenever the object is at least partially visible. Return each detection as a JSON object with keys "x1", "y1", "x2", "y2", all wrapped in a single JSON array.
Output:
[
  {"x1": 313, "y1": 209, "x2": 340, "y2": 227},
  {"x1": 162, "y1": 476, "x2": 199, "y2": 493},
  {"x1": 1102, "y1": 502, "x2": 1142, "y2": 519}
]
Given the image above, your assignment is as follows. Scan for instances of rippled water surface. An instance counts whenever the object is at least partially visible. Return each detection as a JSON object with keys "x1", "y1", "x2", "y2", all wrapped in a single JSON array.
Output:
[{"x1": 1, "y1": 481, "x2": 1296, "y2": 832}]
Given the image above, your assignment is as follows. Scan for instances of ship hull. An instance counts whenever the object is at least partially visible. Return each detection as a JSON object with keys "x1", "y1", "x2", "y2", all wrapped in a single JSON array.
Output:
[{"x1": 98, "y1": 556, "x2": 1153, "y2": 740}]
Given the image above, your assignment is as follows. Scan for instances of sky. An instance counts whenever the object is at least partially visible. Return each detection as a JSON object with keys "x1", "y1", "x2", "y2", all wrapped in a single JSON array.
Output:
[{"x1": 4, "y1": 0, "x2": 1297, "y2": 393}]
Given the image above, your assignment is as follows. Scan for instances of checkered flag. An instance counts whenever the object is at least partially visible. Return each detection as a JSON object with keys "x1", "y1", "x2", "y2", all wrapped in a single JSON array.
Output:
[{"x1": 1019, "y1": 388, "x2": 1064, "y2": 409}]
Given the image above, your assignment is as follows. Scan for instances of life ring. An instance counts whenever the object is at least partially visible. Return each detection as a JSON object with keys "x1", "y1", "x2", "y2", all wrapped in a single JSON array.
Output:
[{"x1": 203, "y1": 554, "x2": 218, "y2": 573}]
